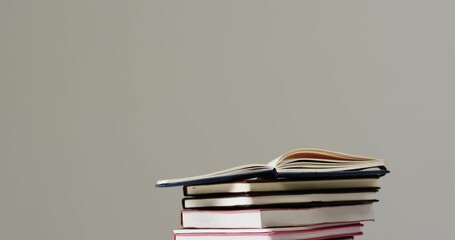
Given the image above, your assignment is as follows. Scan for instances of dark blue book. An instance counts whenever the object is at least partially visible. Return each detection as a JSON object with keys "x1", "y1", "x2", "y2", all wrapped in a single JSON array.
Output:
[{"x1": 155, "y1": 148, "x2": 389, "y2": 188}]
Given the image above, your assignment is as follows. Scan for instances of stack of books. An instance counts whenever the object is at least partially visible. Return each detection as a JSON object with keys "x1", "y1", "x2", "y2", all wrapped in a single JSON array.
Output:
[{"x1": 156, "y1": 148, "x2": 389, "y2": 240}]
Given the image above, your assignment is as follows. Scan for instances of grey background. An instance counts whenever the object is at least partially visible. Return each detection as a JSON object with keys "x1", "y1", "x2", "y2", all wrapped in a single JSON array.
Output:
[{"x1": 1, "y1": 0, "x2": 454, "y2": 239}]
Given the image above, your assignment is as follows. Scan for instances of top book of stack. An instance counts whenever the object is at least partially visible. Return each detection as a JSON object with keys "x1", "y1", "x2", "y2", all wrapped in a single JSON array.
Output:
[{"x1": 156, "y1": 148, "x2": 388, "y2": 187}]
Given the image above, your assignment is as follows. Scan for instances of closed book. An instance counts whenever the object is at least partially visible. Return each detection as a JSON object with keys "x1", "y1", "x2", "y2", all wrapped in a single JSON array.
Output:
[
  {"x1": 174, "y1": 223, "x2": 363, "y2": 240},
  {"x1": 182, "y1": 189, "x2": 378, "y2": 209},
  {"x1": 184, "y1": 178, "x2": 380, "y2": 196},
  {"x1": 180, "y1": 204, "x2": 374, "y2": 228}
]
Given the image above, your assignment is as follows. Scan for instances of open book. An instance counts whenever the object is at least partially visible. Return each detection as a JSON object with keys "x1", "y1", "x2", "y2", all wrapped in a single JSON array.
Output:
[{"x1": 156, "y1": 148, "x2": 388, "y2": 187}]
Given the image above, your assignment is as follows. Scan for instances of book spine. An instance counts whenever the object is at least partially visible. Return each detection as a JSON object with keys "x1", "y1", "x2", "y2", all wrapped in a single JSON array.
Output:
[
  {"x1": 181, "y1": 198, "x2": 186, "y2": 209},
  {"x1": 183, "y1": 186, "x2": 188, "y2": 196}
]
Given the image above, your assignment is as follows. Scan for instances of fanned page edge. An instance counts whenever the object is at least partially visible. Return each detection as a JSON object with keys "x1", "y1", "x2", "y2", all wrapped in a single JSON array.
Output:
[
  {"x1": 277, "y1": 162, "x2": 386, "y2": 172},
  {"x1": 274, "y1": 148, "x2": 382, "y2": 167}
]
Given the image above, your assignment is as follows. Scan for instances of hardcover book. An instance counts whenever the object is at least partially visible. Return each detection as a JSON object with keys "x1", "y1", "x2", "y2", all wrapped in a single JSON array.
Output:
[
  {"x1": 184, "y1": 178, "x2": 380, "y2": 196},
  {"x1": 174, "y1": 223, "x2": 363, "y2": 240},
  {"x1": 182, "y1": 189, "x2": 378, "y2": 209},
  {"x1": 180, "y1": 204, "x2": 374, "y2": 228}
]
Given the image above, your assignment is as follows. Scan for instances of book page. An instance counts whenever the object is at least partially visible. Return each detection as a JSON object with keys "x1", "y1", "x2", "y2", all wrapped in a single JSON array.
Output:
[{"x1": 156, "y1": 164, "x2": 270, "y2": 185}]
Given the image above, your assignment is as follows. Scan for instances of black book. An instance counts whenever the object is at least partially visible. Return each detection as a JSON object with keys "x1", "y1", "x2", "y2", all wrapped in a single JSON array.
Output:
[
  {"x1": 182, "y1": 188, "x2": 378, "y2": 209},
  {"x1": 183, "y1": 177, "x2": 380, "y2": 196}
]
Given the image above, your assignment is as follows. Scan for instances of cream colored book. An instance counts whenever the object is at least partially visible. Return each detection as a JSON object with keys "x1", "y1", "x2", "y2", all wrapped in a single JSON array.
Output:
[
  {"x1": 184, "y1": 178, "x2": 380, "y2": 196},
  {"x1": 182, "y1": 190, "x2": 378, "y2": 209}
]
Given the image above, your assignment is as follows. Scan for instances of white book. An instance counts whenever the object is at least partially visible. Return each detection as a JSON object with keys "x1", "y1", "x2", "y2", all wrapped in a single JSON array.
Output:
[{"x1": 181, "y1": 204, "x2": 374, "y2": 228}]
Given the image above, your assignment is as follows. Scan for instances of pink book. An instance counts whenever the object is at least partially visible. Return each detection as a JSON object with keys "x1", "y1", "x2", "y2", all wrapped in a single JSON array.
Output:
[{"x1": 173, "y1": 223, "x2": 363, "y2": 240}]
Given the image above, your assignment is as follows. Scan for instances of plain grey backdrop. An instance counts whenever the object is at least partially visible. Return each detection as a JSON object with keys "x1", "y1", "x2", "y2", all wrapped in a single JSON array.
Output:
[{"x1": 1, "y1": 0, "x2": 454, "y2": 239}]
